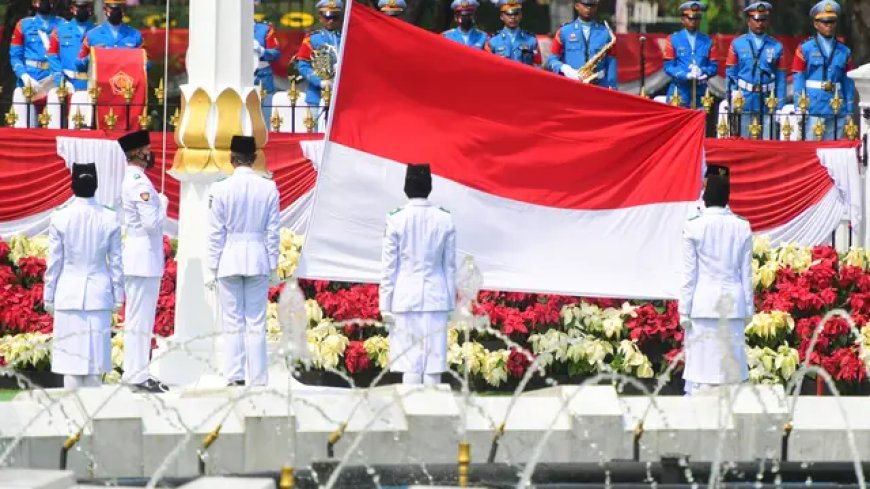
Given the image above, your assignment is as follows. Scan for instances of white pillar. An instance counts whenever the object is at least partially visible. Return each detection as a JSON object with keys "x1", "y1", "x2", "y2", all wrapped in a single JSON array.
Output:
[
  {"x1": 153, "y1": 0, "x2": 268, "y2": 386},
  {"x1": 848, "y1": 64, "x2": 870, "y2": 248}
]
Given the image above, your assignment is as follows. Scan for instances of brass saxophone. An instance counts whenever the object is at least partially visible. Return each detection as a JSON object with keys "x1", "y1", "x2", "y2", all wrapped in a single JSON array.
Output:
[{"x1": 577, "y1": 21, "x2": 616, "y2": 83}]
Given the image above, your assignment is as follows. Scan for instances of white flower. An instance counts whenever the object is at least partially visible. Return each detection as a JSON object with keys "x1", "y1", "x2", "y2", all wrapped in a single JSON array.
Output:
[
  {"x1": 363, "y1": 336, "x2": 390, "y2": 368},
  {"x1": 481, "y1": 349, "x2": 509, "y2": 387}
]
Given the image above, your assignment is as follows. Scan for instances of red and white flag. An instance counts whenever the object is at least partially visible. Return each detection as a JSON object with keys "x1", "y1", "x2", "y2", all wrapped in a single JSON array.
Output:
[{"x1": 298, "y1": 2, "x2": 706, "y2": 299}]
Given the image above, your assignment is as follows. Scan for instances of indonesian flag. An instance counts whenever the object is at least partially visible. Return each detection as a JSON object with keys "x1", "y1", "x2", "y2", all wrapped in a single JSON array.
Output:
[
  {"x1": 706, "y1": 139, "x2": 862, "y2": 247},
  {"x1": 297, "y1": 2, "x2": 705, "y2": 299}
]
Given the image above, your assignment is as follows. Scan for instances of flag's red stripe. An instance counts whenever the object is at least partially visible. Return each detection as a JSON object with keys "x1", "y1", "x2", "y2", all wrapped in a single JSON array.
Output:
[
  {"x1": 328, "y1": 2, "x2": 705, "y2": 211},
  {"x1": 705, "y1": 140, "x2": 853, "y2": 231}
]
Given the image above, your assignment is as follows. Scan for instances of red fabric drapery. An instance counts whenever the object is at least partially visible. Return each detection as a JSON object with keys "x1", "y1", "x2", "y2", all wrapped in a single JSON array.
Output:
[
  {"x1": 705, "y1": 139, "x2": 858, "y2": 231},
  {"x1": 0, "y1": 128, "x2": 320, "y2": 221}
]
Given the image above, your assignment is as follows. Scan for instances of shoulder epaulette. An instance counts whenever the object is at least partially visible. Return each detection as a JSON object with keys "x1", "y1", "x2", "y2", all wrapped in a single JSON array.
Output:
[
  {"x1": 688, "y1": 215, "x2": 700, "y2": 221},
  {"x1": 102, "y1": 204, "x2": 114, "y2": 211},
  {"x1": 132, "y1": 173, "x2": 141, "y2": 179},
  {"x1": 438, "y1": 206, "x2": 451, "y2": 214},
  {"x1": 54, "y1": 202, "x2": 69, "y2": 212},
  {"x1": 217, "y1": 175, "x2": 229, "y2": 182},
  {"x1": 735, "y1": 214, "x2": 748, "y2": 221},
  {"x1": 389, "y1": 207, "x2": 403, "y2": 216}
]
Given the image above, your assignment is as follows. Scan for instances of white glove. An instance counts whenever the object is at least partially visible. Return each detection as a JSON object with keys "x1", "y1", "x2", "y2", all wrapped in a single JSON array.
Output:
[
  {"x1": 685, "y1": 70, "x2": 697, "y2": 80},
  {"x1": 45, "y1": 302, "x2": 55, "y2": 315},
  {"x1": 113, "y1": 302, "x2": 124, "y2": 313},
  {"x1": 269, "y1": 270, "x2": 281, "y2": 287},
  {"x1": 560, "y1": 64, "x2": 579, "y2": 80},
  {"x1": 158, "y1": 193, "x2": 169, "y2": 212},
  {"x1": 697, "y1": 73, "x2": 708, "y2": 82},
  {"x1": 20, "y1": 73, "x2": 36, "y2": 87},
  {"x1": 679, "y1": 315, "x2": 692, "y2": 329},
  {"x1": 381, "y1": 311, "x2": 395, "y2": 327},
  {"x1": 254, "y1": 40, "x2": 265, "y2": 57},
  {"x1": 204, "y1": 269, "x2": 218, "y2": 290},
  {"x1": 321, "y1": 79, "x2": 333, "y2": 90}
]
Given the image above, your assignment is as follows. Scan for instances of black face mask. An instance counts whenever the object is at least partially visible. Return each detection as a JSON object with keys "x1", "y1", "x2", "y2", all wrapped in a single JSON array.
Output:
[
  {"x1": 75, "y1": 7, "x2": 91, "y2": 22},
  {"x1": 145, "y1": 153, "x2": 155, "y2": 170},
  {"x1": 459, "y1": 16, "x2": 474, "y2": 29},
  {"x1": 108, "y1": 7, "x2": 124, "y2": 25},
  {"x1": 37, "y1": 0, "x2": 52, "y2": 15}
]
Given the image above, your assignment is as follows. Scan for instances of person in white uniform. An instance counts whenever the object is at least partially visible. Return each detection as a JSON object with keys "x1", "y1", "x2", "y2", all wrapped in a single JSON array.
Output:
[
  {"x1": 44, "y1": 163, "x2": 124, "y2": 389},
  {"x1": 117, "y1": 130, "x2": 169, "y2": 393},
  {"x1": 379, "y1": 164, "x2": 457, "y2": 386},
  {"x1": 206, "y1": 135, "x2": 280, "y2": 387},
  {"x1": 679, "y1": 166, "x2": 752, "y2": 395}
]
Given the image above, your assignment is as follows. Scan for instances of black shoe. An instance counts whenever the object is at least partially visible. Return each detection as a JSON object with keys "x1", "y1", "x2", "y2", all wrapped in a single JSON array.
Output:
[
  {"x1": 133, "y1": 378, "x2": 169, "y2": 393},
  {"x1": 227, "y1": 380, "x2": 245, "y2": 387}
]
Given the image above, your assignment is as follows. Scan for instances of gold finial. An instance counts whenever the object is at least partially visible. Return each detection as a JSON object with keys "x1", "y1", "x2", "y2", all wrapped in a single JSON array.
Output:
[
  {"x1": 781, "y1": 116, "x2": 793, "y2": 141},
  {"x1": 57, "y1": 80, "x2": 69, "y2": 102},
  {"x1": 258, "y1": 81, "x2": 267, "y2": 99},
  {"x1": 88, "y1": 85, "x2": 102, "y2": 103},
  {"x1": 303, "y1": 108, "x2": 316, "y2": 133},
  {"x1": 844, "y1": 116, "x2": 859, "y2": 141},
  {"x1": 288, "y1": 79, "x2": 299, "y2": 107},
  {"x1": 322, "y1": 85, "x2": 332, "y2": 108},
  {"x1": 154, "y1": 78, "x2": 165, "y2": 105},
  {"x1": 138, "y1": 107, "x2": 152, "y2": 131},
  {"x1": 732, "y1": 89, "x2": 745, "y2": 114},
  {"x1": 4, "y1": 106, "x2": 19, "y2": 127},
  {"x1": 72, "y1": 107, "x2": 85, "y2": 129},
  {"x1": 639, "y1": 86, "x2": 647, "y2": 98},
  {"x1": 701, "y1": 87, "x2": 714, "y2": 114},
  {"x1": 798, "y1": 89, "x2": 809, "y2": 114},
  {"x1": 38, "y1": 107, "x2": 51, "y2": 128},
  {"x1": 22, "y1": 81, "x2": 35, "y2": 102},
  {"x1": 668, "y1": 91, "x2": 682, "y2": 107},
  {"x1": 829, "y1": 85, "x2": 843, "y2": 115},
  {"x1": 104, "y1": 107, "x2": 118, "y2": 130},
  {"x1": 121, "y1": 84, "x2": 135, "y2": 104},
  {"x1": 716, "y1": 117, "x2": 729, "y2": 138},
  {"x1": 749, "y1": 117, "x2": 762, "y2": 139},
  {"x1": 765, "y1": 92, "x2": 778, "y2": 115},
  {"x1": 169, "y1": 106, "x2": 180, "y2": 126},
  {"x1": 457, "y1": 441, "x2": 471, "y2": 487},
  {"x1": 270, "y1": 111, "x2": 283, "y2": 132},
  {"x1": 279, "y1": 466, "x2": 295, "y2": 489},
  {"x1": 813, "y1": 117, "x2": 826, "y2": 140}
]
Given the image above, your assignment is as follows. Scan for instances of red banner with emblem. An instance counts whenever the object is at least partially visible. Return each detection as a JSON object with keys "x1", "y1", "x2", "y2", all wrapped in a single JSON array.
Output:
[{"x1": 90, "y1": 47, "x2": 148, "y2": 130}]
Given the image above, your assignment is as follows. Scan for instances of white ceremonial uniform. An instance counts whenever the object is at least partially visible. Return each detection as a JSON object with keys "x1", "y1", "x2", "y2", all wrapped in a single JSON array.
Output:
[
  {"x1": 207, "y1": 166, "x2": 280, "y2": 386},
  {"x1": 120, "y1": 165, "x2": 166, "y2": 384},
  {"x1": 379, "y1": 199, "x2": 457, "y2": 374},
  {"x1": 44, "y1": 197, "x2": 124, "y2": 376},
  {"x1": 680, "y1": 206, "x2": 753, "y2": 393}
]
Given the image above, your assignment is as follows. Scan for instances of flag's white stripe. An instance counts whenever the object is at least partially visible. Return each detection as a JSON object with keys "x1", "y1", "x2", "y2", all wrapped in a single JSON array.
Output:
[
  {"x1": 298, "y1": 143, "x2": 692, "y2": 299},
  {"x1": 758, "y1": 186, "x2": 846, "y2": 248}
]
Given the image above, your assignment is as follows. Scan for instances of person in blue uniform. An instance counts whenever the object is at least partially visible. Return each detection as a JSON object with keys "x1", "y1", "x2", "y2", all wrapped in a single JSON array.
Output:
[
  {"x1": 442, "y1": 0, "x2": 487, "y2": 50},
  {"x1": 9, "y1": 0, "x2": 63, "y2": 125},
  {"x1": 792, "y1": 0, "x2": 854, "y2": 140},
  {"x1": 378, "y1": 0, "x2": 407, "y2": 17},
  {"x1": 295, "y1": 0, "x2": 343, "y2": 108},
  {"x1": 661, "y1": 2, "x2": 718, "y2": 109},
  {"x1": 484, "y1": 0, "x2": 542, "y2": 67},
  {"x1": 546, "y1": 0, "x2": 617, "y2": 89},
  {"x1": 724, "y1": 2, "x2": 786, "y2": 139},
  {"x1": 76, "y1": 0, "x2": 144, "y2": 71},
  {"x1": 47, "y1": 0, "x2": 96, "y2": 92}
]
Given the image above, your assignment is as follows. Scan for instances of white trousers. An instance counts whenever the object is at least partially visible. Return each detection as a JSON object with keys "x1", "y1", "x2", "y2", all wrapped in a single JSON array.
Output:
[
  {"x1": 683, "y1": 318, "x2": 748, "y2": 394},
  {"x1": 64, "y1": 374, "x2": 101, "y2": 389},
  {"x1": 389, "y1": 311, "x2": 448, "y2": 374},
  {"x1": 218, "y1": 275, "x2": 269, "y2": 386},
  {"x1": 51, "y1": 310, "x2": 112, "y2": 375},
  {"x1": 122, "y1": 276, "x2": 160, "y2": 384}
]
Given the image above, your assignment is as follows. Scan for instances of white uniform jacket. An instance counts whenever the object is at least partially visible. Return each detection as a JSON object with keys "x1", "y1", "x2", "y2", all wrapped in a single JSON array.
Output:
[
  {"x1": 680, "y1": 206, "x2": 753, "y2": 319},
  {"x1": 379, "y1": 199, "x2": 457, "y2": 313},
  {"x1": 207, "y1": 166, "x2": 281, "y2": 278},
  {"x1": 44, "y1": 197, "x2": 124, "y2": 310},
  {"x1": 121, "y1": 165, "x2": 165, "y2": 278}
]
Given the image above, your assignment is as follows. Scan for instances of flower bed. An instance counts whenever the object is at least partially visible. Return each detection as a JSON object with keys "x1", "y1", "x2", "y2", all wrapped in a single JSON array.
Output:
[{"x1": 1, "y1": 231, "x2": 869, "y2": 393}]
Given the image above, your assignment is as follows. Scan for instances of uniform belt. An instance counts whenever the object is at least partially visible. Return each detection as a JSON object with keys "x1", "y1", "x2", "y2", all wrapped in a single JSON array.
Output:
[
  {"x1": 805, "y1": 80, "x2": 841, "y2": 91},
  {"x1": 227, "y1": 232, "x2": 265, "y2": 242},
  {"x1": 25, "y1": 60, "x2": 49, "y2": 69},
  {"x1": 257, "y1": 61, "x2": 270, "y2": 70},
  {"x1": 736, "y1": 79, "x2": 774, "y2": 93},
  {"x1": 63, "y1": 69, "x2": 89, "y2": 81}
]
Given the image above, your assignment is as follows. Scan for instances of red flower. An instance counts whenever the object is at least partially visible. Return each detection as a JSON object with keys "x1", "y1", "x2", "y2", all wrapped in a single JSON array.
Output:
[
  {"x1": 344, "y1": 340, "x2": 371, "y2": 374},
  {"x1": 0, "y1": 240, "x2": 10, "y2": 265},
  {"x1": 0, "y1": 265, "x2": 16, "y2": 285},
  {"x1": 664, "y1": 348, "x2": 684, "y2": 369},
  {"x1": 17, "y1": 257, "x2": 46, "y2": 283},
  {"x1": 507, "y1": 348, "x2": 533, "y2": 379},
  {"x1": 821, "y1": 347, "x2": 867, "y2": 383},
  {"x1": 269, "y1": 282, "x2": 286, "y2": 302},
  {"x1": 162, "y1": 235, "x2": 173, "y2": 261}
]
